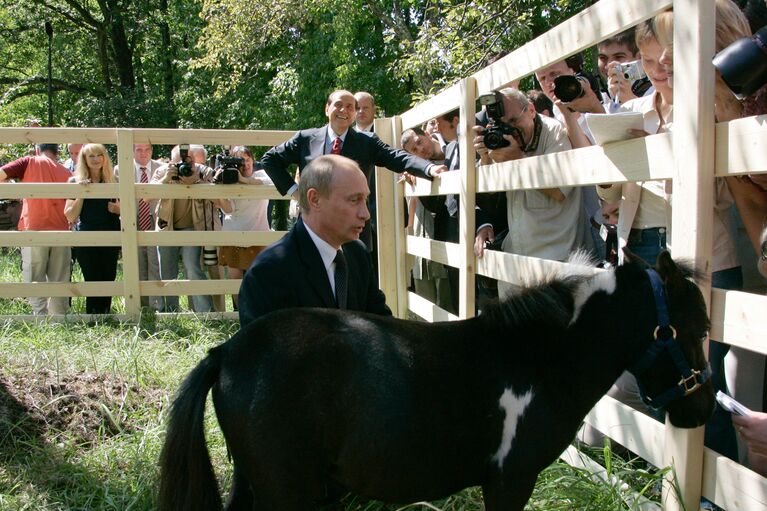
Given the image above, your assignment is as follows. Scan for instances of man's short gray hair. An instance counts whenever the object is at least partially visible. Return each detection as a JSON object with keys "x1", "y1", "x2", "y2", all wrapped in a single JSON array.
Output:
[
  {"x1": 499, "y1": 87, "x2": 530, "y2": 111},
  {"x1": 299, "y1": 155, "x2": 361, "y2": 214}
]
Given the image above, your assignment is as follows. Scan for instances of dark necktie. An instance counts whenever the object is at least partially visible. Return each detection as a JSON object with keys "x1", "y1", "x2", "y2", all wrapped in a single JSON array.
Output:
[
  {"x1": 331, "y1": 137, "x2": 342, "y2": 155},
  {"x1": 138, "y1": 167, "x2": 153, "y2": 230},
  {"x1": 334, "y1": 249, "x2": 347, "y2": 309}
]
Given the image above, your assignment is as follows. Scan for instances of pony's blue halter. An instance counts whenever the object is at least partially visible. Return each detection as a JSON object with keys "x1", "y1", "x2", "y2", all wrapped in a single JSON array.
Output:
[{"x1": 629, "y1": 269, "x2": 711, "y2": 410}]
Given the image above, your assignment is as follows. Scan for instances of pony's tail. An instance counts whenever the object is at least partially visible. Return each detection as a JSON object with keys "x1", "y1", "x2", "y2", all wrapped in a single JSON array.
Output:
[{"x1": 158, "y1": 350, "x2": 223, "y2": 511}]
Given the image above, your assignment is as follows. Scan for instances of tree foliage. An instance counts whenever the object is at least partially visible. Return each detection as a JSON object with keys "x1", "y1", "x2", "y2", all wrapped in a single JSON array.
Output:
[{"x1": 0, "y1": 0, "x2": 594, "y2": 131}]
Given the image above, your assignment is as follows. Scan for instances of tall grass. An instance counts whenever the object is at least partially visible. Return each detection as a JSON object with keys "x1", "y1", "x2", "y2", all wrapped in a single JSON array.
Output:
[{"x1": 0, "y1": 249, "x2": 668, "y2": 510}]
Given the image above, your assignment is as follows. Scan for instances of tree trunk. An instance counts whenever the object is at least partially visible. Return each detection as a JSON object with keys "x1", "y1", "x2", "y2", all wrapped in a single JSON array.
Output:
[
  {"x1": 158, "y1": 0, "x2": 177, "y2": 127},
  {"x1": 99, "y1": 0, "x2": 135, "y2": 90}
]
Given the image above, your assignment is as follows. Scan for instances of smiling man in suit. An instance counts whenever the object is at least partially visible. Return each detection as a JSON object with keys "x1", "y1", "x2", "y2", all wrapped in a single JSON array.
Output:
[
  {"x1": 238, "y1": 154, "x2": 392, "y2": 327},
  {"x1": 260, "y1": 89, "x2": 447, "y2": 249}
]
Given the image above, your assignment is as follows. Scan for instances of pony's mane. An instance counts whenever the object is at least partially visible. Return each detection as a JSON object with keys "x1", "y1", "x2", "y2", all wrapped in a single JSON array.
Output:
[
  {"x1": 481, "y1": 272, "x2": 591, "y2": 333},
  {"x1": 670, "y1": 258, "x2": 708, "y2": 284}
]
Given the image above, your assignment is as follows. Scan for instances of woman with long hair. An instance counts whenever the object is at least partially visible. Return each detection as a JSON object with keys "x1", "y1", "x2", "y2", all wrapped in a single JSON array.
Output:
[{"x1": 64, "y1": 143, "x2": 121, "y2": 314}]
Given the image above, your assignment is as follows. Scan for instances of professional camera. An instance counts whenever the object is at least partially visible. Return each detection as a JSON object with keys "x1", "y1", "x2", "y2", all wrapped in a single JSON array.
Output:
[
  {"x1": 553, "y1": 72, "x2": 602, "y2": 103},
  {"x1": 713, "y1": 25, "x2": 767, "y2": 99},
  {"x1": 172, "y1": 144, "x2": 196, "y2": 179},
  {"x1": 212, "y1": 153, "x2": 244, "y2": 184},
  {"x1": 478, "y1": 91, "x2": 524, "y2": 150},
  {"x1": 617, "y1": 60, "x2": 653, "y2": 97}
]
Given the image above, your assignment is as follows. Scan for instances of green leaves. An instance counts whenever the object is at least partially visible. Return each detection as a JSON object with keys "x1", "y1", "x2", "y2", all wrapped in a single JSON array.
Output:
[{"x1": 0, "y1": 0, "x2": 594, "y2": 130}]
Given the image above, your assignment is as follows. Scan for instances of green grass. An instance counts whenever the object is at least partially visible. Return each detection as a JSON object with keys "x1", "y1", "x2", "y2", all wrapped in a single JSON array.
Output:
[{"x1": 0, "y1": 249, "x2": 670, "y2": 510}]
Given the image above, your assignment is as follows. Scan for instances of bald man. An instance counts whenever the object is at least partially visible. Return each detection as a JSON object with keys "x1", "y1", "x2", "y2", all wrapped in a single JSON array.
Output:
[{"x1": 239, "y1": 154, "x2": 392, "y2": 327}]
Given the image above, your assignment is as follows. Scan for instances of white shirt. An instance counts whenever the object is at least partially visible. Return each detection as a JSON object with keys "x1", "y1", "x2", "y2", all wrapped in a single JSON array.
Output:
[{"x1": 304, "y1": 221, "x2": 342, "y2": 295}]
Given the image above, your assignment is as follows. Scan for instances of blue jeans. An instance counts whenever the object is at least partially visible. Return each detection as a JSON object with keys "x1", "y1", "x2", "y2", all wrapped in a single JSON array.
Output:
[
  {"x1": 704, "y1": 266, "x2": 743, "y2": 462},
  {"x1": 627, "y1": 227, "x2": 667, "y2": 266},
  {"x1": 158, "y1": 228, "x2": 213, "y2": 312}
]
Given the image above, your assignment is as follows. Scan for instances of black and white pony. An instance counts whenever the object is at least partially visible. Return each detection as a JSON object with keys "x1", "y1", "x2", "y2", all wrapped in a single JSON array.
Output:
[{"x1": 158, "y1": 251, "x2": 715, "y2": 511}]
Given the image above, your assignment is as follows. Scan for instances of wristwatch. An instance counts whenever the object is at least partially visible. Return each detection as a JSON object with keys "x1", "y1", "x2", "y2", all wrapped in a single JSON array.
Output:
[{"x1": 761, "y1": 238, "x2": 767, "y2": 261}]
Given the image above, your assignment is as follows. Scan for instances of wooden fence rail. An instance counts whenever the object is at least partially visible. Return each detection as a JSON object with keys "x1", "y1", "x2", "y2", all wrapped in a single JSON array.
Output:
[
  {"x1": 371, "y1": 0, "x2": 767, "y2": 509},
  {"x1": 1, "y1": 0, "x2": 767, "y2": 507}
]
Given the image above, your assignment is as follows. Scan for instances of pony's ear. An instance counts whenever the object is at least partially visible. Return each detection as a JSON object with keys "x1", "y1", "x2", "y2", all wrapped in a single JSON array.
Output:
[
  {"x1": 622, "y1": 248, "x2": 649, "y2": 267},
  {"x1": 655, "y1": 250, "x2": 682, "y2": 284}
]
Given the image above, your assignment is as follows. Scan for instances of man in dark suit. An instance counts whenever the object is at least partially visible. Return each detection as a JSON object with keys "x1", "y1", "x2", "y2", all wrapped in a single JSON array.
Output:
[
  {"x1": 238, "y1": 154, "x2": 392, "y2": 327},
  {"x1": 261, "y1": 89, "x2": 447, "y2": 251},
  {"x1": 261, "y1": 89, "x2": 447, "y2": 198}
]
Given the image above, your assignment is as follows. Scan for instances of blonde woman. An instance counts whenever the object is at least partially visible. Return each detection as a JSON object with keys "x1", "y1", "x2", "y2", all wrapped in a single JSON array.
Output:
[
  {"x1": 64, "y1": 143, "x2": 121, "y2": 314},
  {"x1": 219, "y1": 146, "x2": 272, "y2": 308}
]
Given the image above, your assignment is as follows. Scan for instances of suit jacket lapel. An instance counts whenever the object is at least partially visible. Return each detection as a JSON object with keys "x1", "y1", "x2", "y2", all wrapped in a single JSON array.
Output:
[
  {"x1": 295, "y1": 219, "x2": 337, "y2": 308},
  {"x1": 312, "y1": 126, "x2": 328, "y2": 157}
]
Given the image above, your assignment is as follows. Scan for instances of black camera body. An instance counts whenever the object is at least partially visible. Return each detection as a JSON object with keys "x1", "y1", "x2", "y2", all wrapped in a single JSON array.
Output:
[
  {"x1": 713, "y1": 25, "x2": 767, "y2": 100},
  {"x1": 553, "y1": 72, "x2": 602, "y2": 103},
  {"x1": 478, "y1": 91, "x2": 524, "y2": 150},
  {"x1": 173, "y1": 144, "x2": 196, "y2": 179},
  {"x1": 213, "y1": 154, "x2": 244, "y2": 184}
]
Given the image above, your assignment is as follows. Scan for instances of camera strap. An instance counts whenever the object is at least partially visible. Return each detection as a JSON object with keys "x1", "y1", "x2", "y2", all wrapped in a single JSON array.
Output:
[{"x1": 523, "y1": 114, "x2": 543, "y2": 154}]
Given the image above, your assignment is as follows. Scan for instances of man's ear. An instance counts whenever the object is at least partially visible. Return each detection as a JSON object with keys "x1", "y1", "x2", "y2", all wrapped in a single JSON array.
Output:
[{"x1": 306, "y1": 188, "x2": 321, "y2": 211}]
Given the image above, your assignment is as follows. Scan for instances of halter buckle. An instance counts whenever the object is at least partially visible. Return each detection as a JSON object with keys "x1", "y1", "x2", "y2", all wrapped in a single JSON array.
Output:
[
  {"x1": 653, "y1": 325, "x2": 677, "y2": 340},
  {"x1": 679, "y1": 369, "x2": 703, "y2": 395}
]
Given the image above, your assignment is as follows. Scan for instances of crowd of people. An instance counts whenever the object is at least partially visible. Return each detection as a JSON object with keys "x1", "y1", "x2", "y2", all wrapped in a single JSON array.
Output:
[{"x1": 2, "y1": 0, "x2": 767, "y2": 495}]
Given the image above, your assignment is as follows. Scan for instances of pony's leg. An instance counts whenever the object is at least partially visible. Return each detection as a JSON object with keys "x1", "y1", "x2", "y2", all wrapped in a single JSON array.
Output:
[
  {"x1": 482, "y1": 473, "x2": 537, "y2": 511},
  {"x1": 223, "y1": 465, "x2": 254, "y2": 511}
]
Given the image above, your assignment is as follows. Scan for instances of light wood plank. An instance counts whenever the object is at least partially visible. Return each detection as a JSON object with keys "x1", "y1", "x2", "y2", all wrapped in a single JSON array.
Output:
[
  {"x1": 0, "y1": 127, "x2": 117, "y2": 144},
  {"x1": 662, "y1": 2, "x2": 716, "y2": 509},
  {"x1": 374, "y1": 117, "x2": 400, "y2": 314},
  {"x1": 475, "y1": 250, "x2": 601, "y2": 286},
  {"x1": 0, "y1": 231, "x2": 122, "y2": 247},
  {"x1": 710, "y1": 289, "x2": 767, "y2": 355},
  {"x1": 138, "y1": 230, "x2": 285, "y2": 247},
  {"x1": 458, "y1": 77, "x2": 477, "y2": 319},
  {"x1": 582, "y1": 394, "x2": 666, "y2": 468},
  {"x1": 0, "y1": 182, "x2": 119, "y2": 199},
  {"x1": 406, "y1": 236, "x2": 462, "y2": 269},
  {"x1": 134, "y1": 183, "x2": 284, "y2": 200},
  {"x1": 128, "y1": 128, "x2": 294, "y2": 147},
  {"x1": 117, "y1": 129, "x2": 142, "y2": 320},
  {"x1": 701, "y1": 447, "x2": 767, "y2": 510},
  {"x1": 0, "y1": 281, "x2": 123, "y2": 297},
  {"x1": 715, "y1": 114, "x2": 767, "y2": 177},
  {"x1": 407, "y1": 291, "x2": 460, "y2": 322}
]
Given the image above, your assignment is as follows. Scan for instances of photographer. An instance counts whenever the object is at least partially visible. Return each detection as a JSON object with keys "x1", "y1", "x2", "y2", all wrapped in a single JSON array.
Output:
[
  {"x1": 218, "y1": 146, "x2": 272, "y2": 309},
  {"x1": 472, "y1": 88, "x2": 588, "y2": 297},
  {"x1": 151, "y1": 145, "x2": 232, "y2": 313}
]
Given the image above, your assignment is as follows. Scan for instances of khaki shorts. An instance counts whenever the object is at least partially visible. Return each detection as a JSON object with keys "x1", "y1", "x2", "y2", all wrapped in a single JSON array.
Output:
[{"x1": 219, "y1": 246, "x2": 264, "y2": 270}]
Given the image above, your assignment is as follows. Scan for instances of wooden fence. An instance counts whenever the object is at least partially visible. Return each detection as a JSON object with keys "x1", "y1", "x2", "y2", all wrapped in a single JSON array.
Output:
[
  {"x1": 370, "y1": 0, "x2": 767, "y2": 509},
  {"x1": 0, "y1": 128, "x2": 294, "y2": 321},
  {"x1": 1, "y1": 0, "x2": 766, "y2": 508}
]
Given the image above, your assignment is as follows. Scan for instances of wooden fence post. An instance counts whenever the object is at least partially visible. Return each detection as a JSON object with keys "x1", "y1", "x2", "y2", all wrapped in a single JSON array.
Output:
[
  {"x1": 458, "y1": 77, "x2": 477, "y2": 319},
  {"x1": 117, "y1": 129, "x2": 142, "y2": 320},
  {"x1": 663, "y1": 0, "x2": 716, "y2": 509},
  {"x1": 374, "y1": 117, "x2": 400, "y2": 315}
]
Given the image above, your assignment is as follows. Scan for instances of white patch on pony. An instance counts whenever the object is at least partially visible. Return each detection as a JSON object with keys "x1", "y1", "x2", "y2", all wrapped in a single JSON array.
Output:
[
  {"x1": 493, "y1": 388, "x2": 534, "y2": 469},
  {"x1": 570, "y1": 269, "x2": 617, "y2": 325},
  {"x1": 563, "y1": 250, "x2": 600, "y2": 279}
]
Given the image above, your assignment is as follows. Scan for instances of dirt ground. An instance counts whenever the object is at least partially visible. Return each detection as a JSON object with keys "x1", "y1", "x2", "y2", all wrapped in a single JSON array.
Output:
[{"x1": 0, "y1": 368, "x2": 165, "y2": 448}]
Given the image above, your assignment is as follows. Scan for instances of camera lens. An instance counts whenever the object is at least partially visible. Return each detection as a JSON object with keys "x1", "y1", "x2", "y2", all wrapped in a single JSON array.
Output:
[
  {"x1": 553, "y1": 75, "x2": 583, "y2": 103},
  {"x1": 483, "y1": 127, "x2": 510, "y2": 150}
]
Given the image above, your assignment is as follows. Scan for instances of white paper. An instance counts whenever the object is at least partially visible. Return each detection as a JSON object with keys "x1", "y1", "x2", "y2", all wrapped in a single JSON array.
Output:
[{"x1": 583, "y1": 111, "x2": 644, "y2": 146}]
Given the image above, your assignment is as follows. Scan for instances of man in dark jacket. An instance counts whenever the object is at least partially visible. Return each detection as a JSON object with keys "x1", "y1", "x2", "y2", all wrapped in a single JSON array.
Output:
[{"x1": 238, "y1": 155, "x2": 392, "y2": 327}]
